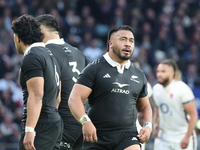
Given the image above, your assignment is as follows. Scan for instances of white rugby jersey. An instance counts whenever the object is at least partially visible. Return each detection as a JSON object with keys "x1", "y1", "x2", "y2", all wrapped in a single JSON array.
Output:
[{"x1": 153, "y1": 80, "x2": 195, "y2": 142}]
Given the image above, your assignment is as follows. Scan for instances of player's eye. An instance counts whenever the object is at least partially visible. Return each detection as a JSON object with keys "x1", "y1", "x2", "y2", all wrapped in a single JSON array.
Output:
[
  {"x1": 121, "y1": 38, "x2": 126, "y2": 41},
  {"x1": 130, "y1": 40, "x2": 134, "y2": 43}
]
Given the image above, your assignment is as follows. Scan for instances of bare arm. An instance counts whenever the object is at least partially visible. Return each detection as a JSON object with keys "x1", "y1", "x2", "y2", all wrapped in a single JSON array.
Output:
[
  {"x1": 137, "y1": 96, "x2": 152, "y2": 126},
  {"x1": 69, "y1": 84, "x2": 98, "y2": 142},
  {"x1": 26, "y1": 77, "x2": 43, "y2": 129},
  {"x1": 136, "y1": 96, "x2": 152, "y2": 143},
  {"x1": 24, "y1": 77, "x2": 44, "y2": 150},
  {"x1": 56, "y1": 82, "x2": 61, "y2": 109},
  {"x1": 153, "y1": 105, "x2": 159, "y2": 138},
  {"x1": 68, "y1": 84, "x2": 92, "y2": 121},
  {"x1": 184, "y1": 100, "x2": 198, "y2": 137},
  {"x1": 180, "y1": 100, "x2": 198, "y2": 149}
]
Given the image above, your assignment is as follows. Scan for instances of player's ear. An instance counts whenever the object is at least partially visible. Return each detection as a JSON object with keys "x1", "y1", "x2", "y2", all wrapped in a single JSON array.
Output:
[
  {"x1": 40, "y1": 29, "x2": 44, "y2": 34},
  {"x1": 39, "y1": 25, "x2": 46, "y2": 34},
  {"x1": 109, "y1": 40, "x2": 113, "y2": 49},
  {"x1": 15, "y1": 34, "x2": 21, "y2": 43}
]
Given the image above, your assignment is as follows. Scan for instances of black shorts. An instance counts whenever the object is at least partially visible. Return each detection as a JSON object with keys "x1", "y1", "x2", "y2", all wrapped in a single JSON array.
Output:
[
  {"x1": 60, "y1": 134, "x2": 83, "y2": 150},
  {"x1": 18, "y1": 119, "x2": 63, "y2": 150},
  {"x1": 82, "y1": 131, "x2": 141, "y2": 150}
]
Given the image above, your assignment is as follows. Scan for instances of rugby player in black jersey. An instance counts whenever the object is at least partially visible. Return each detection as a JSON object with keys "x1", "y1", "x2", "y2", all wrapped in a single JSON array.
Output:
[
  {"x1": 69, "y1": 25, "x2": 152, "y2": 150},
  {"x1": 12, "y1": 14, "x2": 62, "y2": 150},
  {"x1": 36, "y1": 14, "x2": 90, "y2": 150}
]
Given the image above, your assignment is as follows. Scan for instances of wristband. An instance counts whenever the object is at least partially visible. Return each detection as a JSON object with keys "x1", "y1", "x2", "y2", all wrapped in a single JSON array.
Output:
[
  {"x1": 143, "y1": 122, "x2": 152, "y2": 131},
  {"x1": 25, "y1": 126, "x2": 35, "y2": 132},
  {"x1": 80, "y1": 115, "x2": 91, "y2": 125}
]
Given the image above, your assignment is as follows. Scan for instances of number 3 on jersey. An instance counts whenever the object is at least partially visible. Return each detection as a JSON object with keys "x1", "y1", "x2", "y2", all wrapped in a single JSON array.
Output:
[{"x1": 69, "y1": 62, "x2": 81, "y2": 82}]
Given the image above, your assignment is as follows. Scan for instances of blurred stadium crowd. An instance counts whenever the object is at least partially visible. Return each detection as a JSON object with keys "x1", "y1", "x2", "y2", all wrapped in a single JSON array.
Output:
[{"x1": 0, "y1": 0, "x2": 200, "y2": 149}]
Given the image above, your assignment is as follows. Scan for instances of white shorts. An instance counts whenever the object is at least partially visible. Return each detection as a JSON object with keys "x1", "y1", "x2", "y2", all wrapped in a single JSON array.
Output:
[{"x1": 154, "y1": 135, "x2": 197, "y2": 150}]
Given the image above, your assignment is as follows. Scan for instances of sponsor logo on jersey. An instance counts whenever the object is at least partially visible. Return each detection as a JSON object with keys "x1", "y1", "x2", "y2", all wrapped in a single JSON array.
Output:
[
  {"x1": 112, "y1": 82, "x2": 129, "y2": 88},
  {"x1": 111, "y1": 88, "x2": 130, "y2": 94},
  {"x1": 130, "y1": 75, "x2": 139, "y2": 83},
  {"x1": 132, "y1": 137, "x2": 138, "y2": 141},
  {"x1": 103, "y1": 73, "x2": 111, "y2": 78},
  {"x1": 111, "y1": 82, "x2": 130, "y2": 94}
]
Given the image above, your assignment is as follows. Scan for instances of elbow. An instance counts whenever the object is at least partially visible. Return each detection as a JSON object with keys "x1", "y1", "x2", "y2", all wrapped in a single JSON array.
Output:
[
  {"x1": 191, "y1": 109, "x2": 199, "y2": 123},
  {"x1": 36, "y1": 93, "x2": 43, "y2": 101},
  {"x1": 29, "y1": 92, "x2": 43, "y2": 102}
]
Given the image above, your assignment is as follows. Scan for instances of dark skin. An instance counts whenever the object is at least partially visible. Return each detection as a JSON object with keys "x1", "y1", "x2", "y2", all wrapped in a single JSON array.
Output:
[{"x1": 69, "y1": 30, "x2": 152, "y2": 150}]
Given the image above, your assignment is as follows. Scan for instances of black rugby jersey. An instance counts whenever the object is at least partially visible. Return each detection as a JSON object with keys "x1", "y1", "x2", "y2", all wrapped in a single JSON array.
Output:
[
  {"x1": 20, "y1": 43, "x2": 61, "y2": 124},
  {"x1": 77, "y1": 53, "x2": 148, "y2": 135},
  {"x1": 45, "y1": 39, "x2": 90, "y2": 142}
]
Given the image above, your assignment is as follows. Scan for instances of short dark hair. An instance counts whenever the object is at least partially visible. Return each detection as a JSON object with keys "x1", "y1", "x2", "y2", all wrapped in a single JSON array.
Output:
[
  {"x1": 107, "y1": 25, "x2": 134, "y2": 51},
  {"x1": 11, "y1": 14, "x2": 43, "y2": 45},
  {"x1": 108, "y1": 25, "x2": 134, "y2": 41},
  {"x1": 36, "y1": 14, "x2": 59, "y2": 32}
]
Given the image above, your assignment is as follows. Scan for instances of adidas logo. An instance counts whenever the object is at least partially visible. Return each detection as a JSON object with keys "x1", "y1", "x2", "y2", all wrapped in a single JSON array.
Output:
[{"x1": 103, "y1": 73, "x2": 111, "y2": 78}]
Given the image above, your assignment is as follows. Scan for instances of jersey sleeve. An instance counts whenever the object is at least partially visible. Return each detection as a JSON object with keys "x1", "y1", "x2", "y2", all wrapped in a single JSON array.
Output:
[
  {"x1": 152, "y1": 85, "x2": 159, "y2": 106},
  {"x1": 21, "y1": 53, "x2": 44, "y2": 82},
  {"x1": 76, "y1": 63, "x2": 96, "y2": 89},
  {"x1": 138, "y1": 73, "x2": 148, "y2": 98},
  {"x1": 180, "y1": 82, "x2": 195, "y2": 104}
]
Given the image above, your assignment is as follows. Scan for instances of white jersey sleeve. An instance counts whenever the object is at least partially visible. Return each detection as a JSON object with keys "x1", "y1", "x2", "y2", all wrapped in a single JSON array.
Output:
[{"x1": 179, "y1": 81, "x2": 195, "y2": 104}]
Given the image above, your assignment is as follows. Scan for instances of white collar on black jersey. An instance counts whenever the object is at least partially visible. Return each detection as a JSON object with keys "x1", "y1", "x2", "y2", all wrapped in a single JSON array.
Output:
[
  {"x1": 24, "y1": 42, "x2": 45, "y2": 56},
  {"x1": 103, "y1": 52, "x2": 131, "y2": 74},
  {"x1": 45, "y1": 38, "x2": 65, "y2": 45}
]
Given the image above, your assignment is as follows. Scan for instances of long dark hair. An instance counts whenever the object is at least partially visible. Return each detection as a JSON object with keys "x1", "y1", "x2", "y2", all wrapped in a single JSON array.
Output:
[{"x1": 161, "y1": 59, "x2": 181, "y2": 81}]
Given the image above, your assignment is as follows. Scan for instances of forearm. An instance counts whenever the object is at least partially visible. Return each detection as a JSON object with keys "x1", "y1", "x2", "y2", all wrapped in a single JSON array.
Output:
[
  {"x1": 68, "y1": 96, "x2": 87, "y2": 122},
  {"x1": 26, "y1": 95, "x2": 42, "y2": 128},
  {"x1": 185, "y1": 114, "x2": 198, "y2": 137},
  {"x1": 153, "y1": 107, "x2": 159, "y2": 125},
  {"x1": 138, "y1": 104, "x2": 152, "y2": 126}
]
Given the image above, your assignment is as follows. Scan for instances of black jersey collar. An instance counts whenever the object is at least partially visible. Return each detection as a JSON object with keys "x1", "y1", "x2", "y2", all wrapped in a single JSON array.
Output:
[
  {"x1": 24, "y1": 42, "x2": 45, "y2": 56},
  {"x1": 45, "y1": 38, "x2": 65, "y2": 45},
  {"x1": 103, "y1": 52, "x2": 131, "y2": 74}
]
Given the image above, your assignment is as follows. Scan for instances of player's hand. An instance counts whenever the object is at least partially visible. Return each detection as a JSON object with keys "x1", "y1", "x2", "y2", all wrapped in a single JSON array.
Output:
[
  {"x1": 154, "y1": 123, "x2": 159, "y2": 138},
  {"x1": 137, "y1": 127, "x2": 151, "y2": 144},
  {"x1": 23, "y1": 132, "x2": 36, "y2": 150},
  {"x1": 82, "y1": 121, "x2": 98, "y2": 143},
  {"x1": 180, "y1": 135, "x2": 190, "y2": 149}
]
